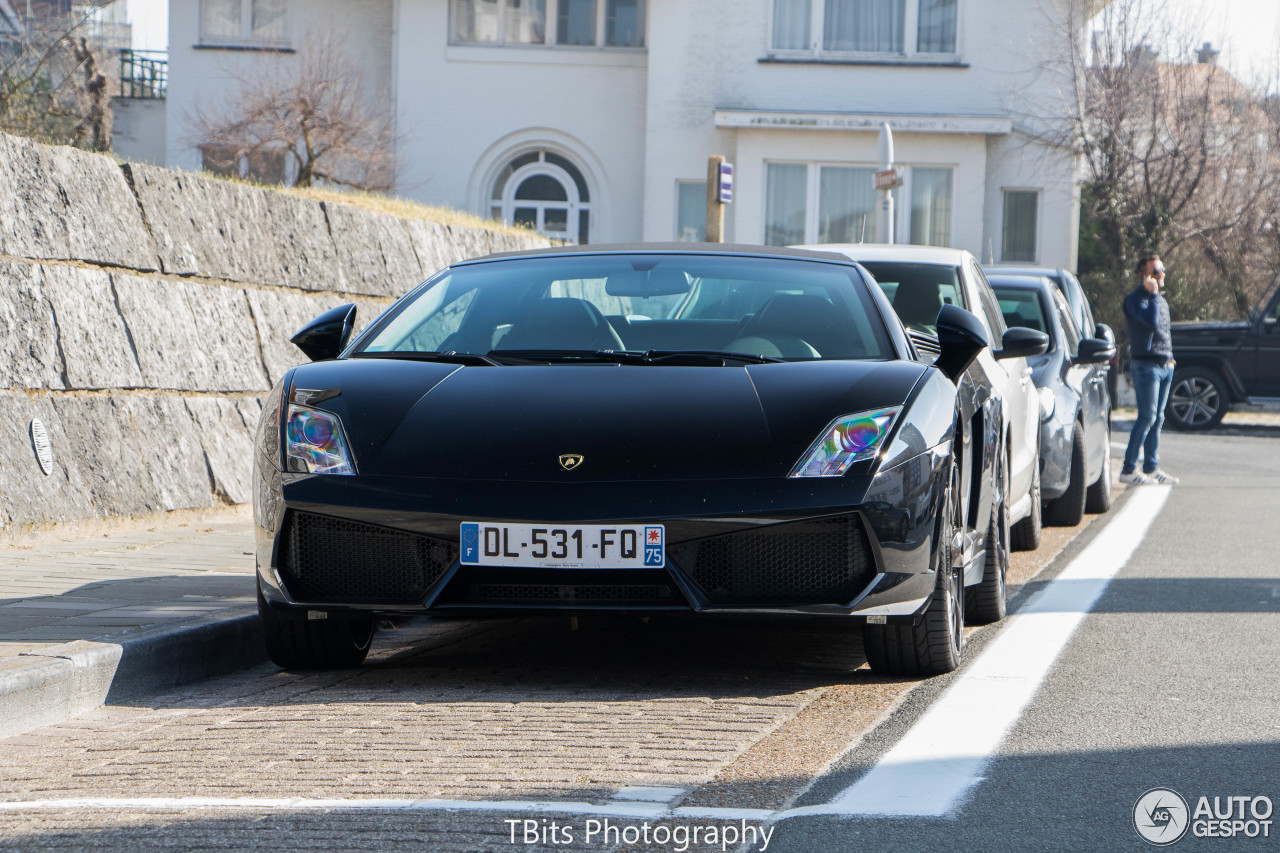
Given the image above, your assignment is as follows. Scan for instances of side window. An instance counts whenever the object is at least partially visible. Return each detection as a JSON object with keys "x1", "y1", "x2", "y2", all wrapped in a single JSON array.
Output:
[
  {"x1": 1054, "y1": 293, "x2": 1081, "y2": 357},
  {"x1": 968, "y1": 261, "x2": 1007, "y2": 338},
  {"x1": 1062, "y1": 271, "x2": 1093, "y2": 337}
]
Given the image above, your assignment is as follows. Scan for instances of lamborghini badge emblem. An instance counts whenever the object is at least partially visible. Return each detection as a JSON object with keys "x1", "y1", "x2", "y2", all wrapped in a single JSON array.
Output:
[{"x1": 559, "y1": 454, "x2": 585, "y2": 471}]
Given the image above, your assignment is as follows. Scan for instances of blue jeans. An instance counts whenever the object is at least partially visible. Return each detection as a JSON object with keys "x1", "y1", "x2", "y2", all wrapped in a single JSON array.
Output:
[{"x1": 1124, "y1": 360, "x2": 1174, "y2": 474}]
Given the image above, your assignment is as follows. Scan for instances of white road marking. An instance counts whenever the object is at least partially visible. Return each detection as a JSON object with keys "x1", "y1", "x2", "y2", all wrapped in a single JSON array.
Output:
[
  {"x1": 0, "y1": 797, "x2": 773, "y2": 821},
  {"x1": 0, "y1": 489, "x2": 1171, "y2": 823},
  {"x1": 780, "y1": 485, "x2": 1171, "y2": 819}
]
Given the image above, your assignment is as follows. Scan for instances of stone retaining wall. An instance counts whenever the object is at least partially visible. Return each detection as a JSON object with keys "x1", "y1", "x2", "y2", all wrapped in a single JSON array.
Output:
[{"x1": 0, "y1": 132, "x2": 548, "y2": 532}]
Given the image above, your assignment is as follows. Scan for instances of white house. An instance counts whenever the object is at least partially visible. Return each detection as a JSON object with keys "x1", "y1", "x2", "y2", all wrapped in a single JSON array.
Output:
[{"x1": 158, "y1": 0, "x2": 1092, "y2": 268}]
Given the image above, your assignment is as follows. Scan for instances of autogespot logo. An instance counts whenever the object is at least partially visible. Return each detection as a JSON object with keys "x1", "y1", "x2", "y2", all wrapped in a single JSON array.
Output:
[{"x1": 1135, "y1": 788, "x2": 1191, "y2": 846}]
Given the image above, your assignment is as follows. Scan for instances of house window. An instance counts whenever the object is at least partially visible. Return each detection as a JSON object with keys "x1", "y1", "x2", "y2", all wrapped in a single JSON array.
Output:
[
  {"x1": 676, "y1": 181, "x2": 707, "y2": 242},
  {"x1": 910, "y1": 167, "x2": 952, "y2": 246},
  {"x1": 765, "y1": 161, "x2": 953, "y2": 247},
  {"x1": 771, "y1": 0, "x2": 957, "y2": 56},
  {"x1": 1002, "y1": 189, "x2": 1039, "y2": 262},
  {"x1": 492, "y1": 149, "x2": 592, "y2": 244},
  {"x1": 201, "y1": 0, "x2": 288, "y2": 47},
  {"x1": 452, "y1": 0, "x2": 547, "y2": 44},
  {"x1": 455, "y1": 0, "x2": 643, "y2": 47}
]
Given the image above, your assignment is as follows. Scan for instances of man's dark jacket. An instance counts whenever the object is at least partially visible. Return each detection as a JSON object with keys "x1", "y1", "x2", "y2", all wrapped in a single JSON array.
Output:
[{"x1": 1124, "y1": 285, "x2": 1172, "y2": 363}]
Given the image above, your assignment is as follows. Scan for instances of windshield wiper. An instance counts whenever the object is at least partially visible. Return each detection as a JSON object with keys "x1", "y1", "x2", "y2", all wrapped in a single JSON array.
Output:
[
  {"x1": 590, "y1": 349, "x2": 783, "y2": 366},
  {"x1": 351, "y1": 351, "x2": 501, "y2": 366}
]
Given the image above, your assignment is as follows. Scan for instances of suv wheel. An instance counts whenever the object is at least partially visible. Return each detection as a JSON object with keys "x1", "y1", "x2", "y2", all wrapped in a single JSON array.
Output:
[
  {"x1": 967, "y1": 449, "x2": 1009, "y2": 624},
  {"x1": 1044, "y1": 424, "x2": 1086, "y2": 527},
  {"x1": 1168, "y1": 368, "x2": 1229, "y2": 430},
  {"x1": 1085, "y1": 424, "x2": 1113, "y2": 513},
  {"x1": 1010, "y1": 453, "x2": 1042, "y2": 551}
]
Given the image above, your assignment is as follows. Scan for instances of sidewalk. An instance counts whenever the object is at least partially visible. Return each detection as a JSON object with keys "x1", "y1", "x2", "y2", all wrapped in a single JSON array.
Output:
[{"x1": 0, "y1": 508, "x2": 262, "y2": 739}]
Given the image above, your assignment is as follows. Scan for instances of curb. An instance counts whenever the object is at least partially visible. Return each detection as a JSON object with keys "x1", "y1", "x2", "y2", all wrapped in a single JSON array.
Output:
[{"x1": 0, "y1": 605, "x2": 264, "y2": 740}]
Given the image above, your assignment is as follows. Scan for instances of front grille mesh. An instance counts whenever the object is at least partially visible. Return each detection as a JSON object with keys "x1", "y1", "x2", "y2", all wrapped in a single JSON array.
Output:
[
  {"x1": 280, "y1": 512, "x2": 456, "y2": 604},
  {"x1": 668, "y1": 515, "x2": 874, "y2": 605},
  {"x1": 465, "y1": 583, "x2": 675, "y2": 604}
]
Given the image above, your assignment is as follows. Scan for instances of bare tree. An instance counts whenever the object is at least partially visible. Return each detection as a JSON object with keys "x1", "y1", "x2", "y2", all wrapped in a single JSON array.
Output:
[
  {"x1": 0, "y1": 9, "x2": 114, "y2": 150},
  {"x1": 191, "y1": 35, "x2": 399, "y2": 191},
  {"x1": 1041, "y1": 0, "x2": 1280, "y2": 325}
]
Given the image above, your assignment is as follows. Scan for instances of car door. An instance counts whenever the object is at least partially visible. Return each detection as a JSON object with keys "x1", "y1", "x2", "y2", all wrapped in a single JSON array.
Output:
[
  {"x1": 967, "y1": 260, "x2": 1037, "y2": 516},
  {"x1": 1053, "y1": 291, "x2": 1108, "y2": 482}
]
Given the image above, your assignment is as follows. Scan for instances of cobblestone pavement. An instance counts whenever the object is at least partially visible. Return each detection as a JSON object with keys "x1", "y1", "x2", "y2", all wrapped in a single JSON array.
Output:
[
  {"x1": 0, "y1": 503, "x2": 1109, "y2": 851},
  {"x1": 0, "y1": 509, "x2": 254, "y2": 658}
]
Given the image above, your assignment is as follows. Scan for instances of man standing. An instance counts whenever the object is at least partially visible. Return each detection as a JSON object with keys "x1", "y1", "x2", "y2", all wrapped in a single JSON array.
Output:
[{"x1": 1120, "y1": 256, "x2": 1179, "y2": 485}]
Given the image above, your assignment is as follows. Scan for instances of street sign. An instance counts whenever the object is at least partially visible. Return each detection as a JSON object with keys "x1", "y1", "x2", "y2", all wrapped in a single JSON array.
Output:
[
  {"x1": 718, "y1": 162, "x2": 734, "y2": 203},
  {"x1": 875, "y1": 169, "x2": 902, "y2": 191}
]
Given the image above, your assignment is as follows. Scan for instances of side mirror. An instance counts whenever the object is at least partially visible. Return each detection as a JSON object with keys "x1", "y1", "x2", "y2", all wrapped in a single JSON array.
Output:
[
  {"x1": 934, "y1": 304, "x2": 989, "y2": 381},
  {"x1": 291, "y1": 304, "x2": 357, "y2": 362},
  {"x1": 1074, "y1": 337, "x2": 1116, "y2": 365},
  {"x1": 995, "y1": 327, "x2": 1050, "y2": 360},
  {"x1": 1095, "y1": 323, "x2": 1115, "y2": 346}
]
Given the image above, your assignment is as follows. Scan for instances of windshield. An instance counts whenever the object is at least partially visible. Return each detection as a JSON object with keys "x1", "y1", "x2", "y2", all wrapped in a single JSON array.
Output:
[
  {"x1": 858, "y1": 262, "x2": 965, "y2": 336},
  {"x1": 990, "y1": 287, "x2": 1049, "y2": 335},
  {"x1": 356, "y1": 254, "x2": 894, "y2": 362}
]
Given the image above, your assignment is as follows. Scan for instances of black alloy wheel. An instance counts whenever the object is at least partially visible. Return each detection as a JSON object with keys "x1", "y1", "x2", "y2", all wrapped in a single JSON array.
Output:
[
  {"x1": 1167, "y1": 368, "x2": 1229, "y2": 430},
  {"x1": 1085, "y1": 423, "x2": 1113, "y2": 514},
  {"x1": 967, "y1": 445, "x2": 1009, "y2": 624},
  {"x1": 258, "y1": 586, "x2": 376, "y2": 670},
  {"x1": 863, "y1": 459, "x2": 964, "y2": 677},
  {"x1": 1044, "y1": 424, "x2": 1087, "y2": 527}
]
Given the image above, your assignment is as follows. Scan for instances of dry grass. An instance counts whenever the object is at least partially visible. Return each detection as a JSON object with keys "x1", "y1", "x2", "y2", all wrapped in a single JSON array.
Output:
[
  {"x1": 282, "y1": 186, "x2": 533, "y2": 236},
  {"x1": 180, "y1": 168, "x2": 533, "y2": 237}
]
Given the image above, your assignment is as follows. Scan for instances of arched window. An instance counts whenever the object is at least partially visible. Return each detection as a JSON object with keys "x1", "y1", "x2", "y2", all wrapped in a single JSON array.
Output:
[{"x1": 491, "y1": 149, "x2": 592, "y2": 244}]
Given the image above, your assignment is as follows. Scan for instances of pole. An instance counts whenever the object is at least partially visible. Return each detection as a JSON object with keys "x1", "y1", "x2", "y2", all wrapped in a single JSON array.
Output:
[
  {"x1": 706, "y1": 155, "x2": 725, "y2": 243},
  {"x1": 877, "y1": 123, "x2": 895, "y2": 244}
]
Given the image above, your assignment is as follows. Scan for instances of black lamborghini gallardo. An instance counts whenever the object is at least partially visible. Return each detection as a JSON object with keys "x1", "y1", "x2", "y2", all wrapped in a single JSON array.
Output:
[{"x1": 253, "y1": 245, "x2": 1044, "y2": 676}]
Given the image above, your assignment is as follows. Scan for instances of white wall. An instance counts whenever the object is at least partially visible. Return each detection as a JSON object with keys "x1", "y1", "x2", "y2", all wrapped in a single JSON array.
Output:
[
  {"x1": 112, "y1": 97, "x2": 167, "y2": 166},
  {"x1": 166, "y1": 0, "x2": 395, "y2": 174},
  {"x1": 391, "y1": 1, "x2": 648, "y2": 244}
]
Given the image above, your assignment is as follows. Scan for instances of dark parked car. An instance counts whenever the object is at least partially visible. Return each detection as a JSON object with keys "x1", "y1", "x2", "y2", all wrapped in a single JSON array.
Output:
[
  {"x1": 1167, "y1": 278, "x2": 1280, "y2": 429},
  {"x1": 988, "y1": 275, "x2": 1116, "y2": 530},
  {"x1": 255, "y1": 245, "x2": 1035, "y2": 678}
]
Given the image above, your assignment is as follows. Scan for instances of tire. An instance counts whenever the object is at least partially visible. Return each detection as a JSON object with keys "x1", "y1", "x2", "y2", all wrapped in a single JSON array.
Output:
[
  {"x1": 259, "y1": 586, "x2": 375, "y2": 670},
  {"x1": 864, "y1": 461, "x2": 964, "y2": 677},
  {"x1": 1010, "y1": 453, "x2": 1042, "y2": 552},
  {"x1": 1167, "y1": 367, "x2": 1229, "y2": 430},
  {"x1": 1085, "y1": 423, "x2": 1113, "y2": 514},
  {"x1": 1044, "y1": 424, "x2": 1086, "y2": 527},
  {"x1": 967, "y1": 448, "x2": 1009, "y2": 624}
]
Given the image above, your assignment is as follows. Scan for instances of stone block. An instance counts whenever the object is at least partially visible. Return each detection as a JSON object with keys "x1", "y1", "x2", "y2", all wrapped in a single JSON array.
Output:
[
  {"x1": 263, "y1": 192, "x2": 344, "y2": 292},
  {"x1": 123, "y1": 164, "x2": 288, "y2": 286},
  {"x1": 404, "y1": 219, "x2": 454, "y2": 280},
  {"x1": 111, "y1": 274, "x2": 210, "y2": 391},
  {"x1": 0, "y1": 262, "x2": 66, "y2": 390},
  {"x1": 185, "y1": 397, "x2": 256, "y2": 505},
  {"x1": 437, "y1": 224, "x2": 494, "y2": 268},
  {"x1": 0, "y1": 394, "x2": 97, "y2": 529},
  {"x1": 118, "y1": 395, "x2": 216, "y2": 511},
  {"x1": 0, "y1": 132, "x2": 157, "y2": 270},
  {"x1": 323, "y1": 202, "x2": 421, "y2": 298},
  {"x1": 43, "y1": 265, "x2": 144, "y2": 390},
  {"x1": 182, "y1": 285, "x2": 271, "y2": 392}
]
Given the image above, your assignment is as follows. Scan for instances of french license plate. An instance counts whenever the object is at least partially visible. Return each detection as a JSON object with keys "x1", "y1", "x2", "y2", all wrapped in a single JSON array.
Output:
[{"x1": 459, "y1": 522, "x2": 665, "y2": 569}]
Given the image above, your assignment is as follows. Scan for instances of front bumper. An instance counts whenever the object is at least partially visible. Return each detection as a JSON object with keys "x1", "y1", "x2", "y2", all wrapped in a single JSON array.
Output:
[{"x1": 255, "y1": 446, "x2": 949, "y2": 624}]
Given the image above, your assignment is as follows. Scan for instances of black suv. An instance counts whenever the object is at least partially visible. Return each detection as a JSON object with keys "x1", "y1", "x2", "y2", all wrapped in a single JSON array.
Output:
[{"x1": 1167, "y1": 279, "x2": 1280, "y2": 429}]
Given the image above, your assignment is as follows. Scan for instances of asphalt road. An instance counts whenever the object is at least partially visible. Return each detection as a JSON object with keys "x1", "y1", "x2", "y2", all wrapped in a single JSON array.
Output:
[
  {"x1": 0, "y1": 422, "x2": 1275, "y2": 851},
  {"x1": 769, "y1": 423, "x2": 1280, "y2": 852}
]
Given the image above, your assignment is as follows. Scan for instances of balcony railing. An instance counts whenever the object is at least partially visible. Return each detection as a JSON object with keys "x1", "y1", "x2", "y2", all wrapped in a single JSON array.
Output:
[{"x1": 119, "y1": 49, "x2": 166, "y2": 99}]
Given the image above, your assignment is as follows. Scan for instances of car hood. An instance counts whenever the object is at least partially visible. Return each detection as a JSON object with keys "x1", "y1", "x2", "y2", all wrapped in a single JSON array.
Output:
[
  {"x1": 289, "y1": 358, "x2": 929, "y2": 482},
  {"x1": 1172, "y1": 319, "x2": 1249, "y2": 335}
]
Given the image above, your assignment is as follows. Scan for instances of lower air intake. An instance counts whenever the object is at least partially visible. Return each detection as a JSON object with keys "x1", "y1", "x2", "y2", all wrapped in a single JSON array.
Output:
[
  {"x1": 668, "y1": 514, "x2": 875, "y2": 606},
  {"x1": 279, "y1": 512, "x2": 456, "y2": 604}
]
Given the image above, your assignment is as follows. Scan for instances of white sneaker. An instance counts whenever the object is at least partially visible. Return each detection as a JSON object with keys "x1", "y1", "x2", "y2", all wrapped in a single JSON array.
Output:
[
  {"x1": 1119, "y1": 471, "x2": 1152, "y2": 485},
  {"x1": 1148, "y1": 470, "x2": 1180, "y2": 485}
]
